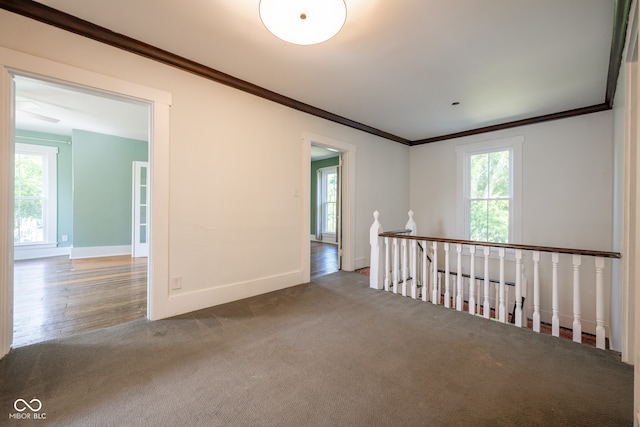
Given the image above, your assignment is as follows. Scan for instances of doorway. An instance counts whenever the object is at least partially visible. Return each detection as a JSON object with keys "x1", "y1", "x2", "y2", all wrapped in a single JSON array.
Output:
[
  {"x1": 310, "y1": 145, "x2": 341, "y2": 278},
  {"x1": 303, "y1": 132, "x2": 356, "y2": 282},
  {"x1": 11, "y1": 74, "x2": 150, "y2": 347},
  {"x1": 0, "y1": 48, "x2": 172, "y2": 358}
]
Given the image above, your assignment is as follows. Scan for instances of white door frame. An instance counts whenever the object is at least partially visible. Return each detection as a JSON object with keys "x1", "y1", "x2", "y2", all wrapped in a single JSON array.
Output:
[
  {"x1": 336, "y1": 155, "x2": 343, "y2": 269},
  {"x1": 622, "y1": 0, "x2": 639, "y2": 366},
  {"x1": 0, "y1": 47, "x2": 172, "y2": 358},
  {"x1": 302, "y1": 132, "x2": 356, "y2": 282}
]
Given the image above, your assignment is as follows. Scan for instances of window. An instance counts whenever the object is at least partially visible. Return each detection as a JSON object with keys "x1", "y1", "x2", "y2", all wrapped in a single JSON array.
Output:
[
  {"x1": 469, "y1": 150, "x2": 510, "y2": 242},
  {"x1": 14, "y1": 143, "x2": 58, "y2": 245},
  {"x1": 457, "y1": 136, "x2": 522, "y2": 243},
  {"x1": 319, "y1": 167, "x2": 337, "y2": 234}
]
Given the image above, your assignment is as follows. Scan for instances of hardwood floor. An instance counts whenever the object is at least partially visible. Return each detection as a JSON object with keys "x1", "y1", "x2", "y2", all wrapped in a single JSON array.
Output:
[
  {"x1": 310, "y1": 241, "x2": 338, "y2": 279},
  {"x1": 13, "y1": 255, "x2": 147, "y2": 348},
  {"x1": 12, "y1": 244, "x2": 333, "y2": 347}
]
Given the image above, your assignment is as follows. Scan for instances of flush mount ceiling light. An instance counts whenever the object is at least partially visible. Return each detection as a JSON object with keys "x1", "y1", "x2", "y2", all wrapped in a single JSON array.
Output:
[{"x1": 259, "y1": 0, "x2": 347, "y2": 45}]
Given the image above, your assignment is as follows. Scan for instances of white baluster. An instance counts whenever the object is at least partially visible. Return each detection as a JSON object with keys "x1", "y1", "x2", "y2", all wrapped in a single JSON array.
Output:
[
  {"x1": 456, "y1": 244, "x2": 463, "y2": 311},
  {"x1": 469, "y1": 245, "x2": 476, "y2": 315},
  {"x1": 514, "y1": 249, "x2": 523, "y2": 327},
  {"x1": 444, "y1": 243, "x2": 451, "y2": 308},
  {"x1": 505, "y1": 287, "x2": 510, "y2": 319},
  {"x1": 498, "y1": 248, "x2": 506, "y2": 323},
  {"x1": 521, "y1": 268, "x2": 528, "y2": 324},
  {"x1": 494, "y1": 282, "x2": 499, "y2": 318},
  {"x1": 402, "y1": 238, "x2": 408, "y2": 297},
  {"x1": 393, "y1": 238, "x2": 400, "y2": 294},
  {"x1": 551, "y1": 253, "x2": 560, "y2": 337},
  {"x1": 411, "y1": 240, "x2": 418, "y2": 299},
  {"x1": 369, "y1": 211, "x2": 384, "y2": 290},
  {"x1": 572, "y1": 255, "x2": 582, "y2": 343},
  {"x1": 384, "y1": 236, "x2": 390, "y2": 292},
  {"x1": 483, "y1": 247, "x2": 490, "y2": 318},
  {"x1": 422, "y1": 240, "x2": 429, "y2": 302},
  {"x1": 431, "y1": 242, "x2": 439, "y2": 304},
  {"x1": 532, "y1": 251, "x2": 541, "y2": 333},
  {"x1": 595, "y1": 257, "x2": 606, "y2": 349}
]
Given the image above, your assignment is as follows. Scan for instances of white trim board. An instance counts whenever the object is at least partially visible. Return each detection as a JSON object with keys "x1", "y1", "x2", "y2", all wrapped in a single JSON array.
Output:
[
  {"x1": 14, "y1": 245, "x2": 71, "y2": 260},
  {"x1": 167, "y1": 270, "x2": 305, "y2": 316},
  {"x1": 70, "y1": 245, "x2": 132, "y2": 259}
]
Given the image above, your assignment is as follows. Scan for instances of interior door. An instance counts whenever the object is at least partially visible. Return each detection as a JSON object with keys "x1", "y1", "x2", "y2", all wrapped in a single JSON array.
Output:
[{"x1": 132, "y1": 161, "x2": 149, "y2": 258}]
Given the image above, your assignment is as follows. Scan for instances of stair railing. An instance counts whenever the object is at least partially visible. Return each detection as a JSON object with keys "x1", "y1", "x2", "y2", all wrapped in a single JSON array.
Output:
[{"x1": 369, "y1": 210, "x2": 621, "y2": 350}]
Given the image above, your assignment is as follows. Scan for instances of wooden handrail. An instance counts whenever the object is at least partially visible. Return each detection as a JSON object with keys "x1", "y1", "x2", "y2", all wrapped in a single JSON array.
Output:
[
  {"x1": 380, "y1": 229, "x2": 412, "y2": 236},
  {"x1": 379, "y1": 233, "x2": 621, "y2": 259},
  {"x1": 371, "y1": 211, "x2": 616, "y2": 348}
]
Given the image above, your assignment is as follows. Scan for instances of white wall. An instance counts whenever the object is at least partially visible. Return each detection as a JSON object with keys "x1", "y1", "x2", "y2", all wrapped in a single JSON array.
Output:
[
  {"x1": 410, "y1": 111, "x2": 614, "y2": 250},
  {"x1": 355, "y1": 137, "x2": 411, "y2": 267},
  {"x1": 0, "y1": 10, "x2": 410, "y2": 320},
  {"x1": 409, "y1": 112, "x2": 616, "y2": 335}
]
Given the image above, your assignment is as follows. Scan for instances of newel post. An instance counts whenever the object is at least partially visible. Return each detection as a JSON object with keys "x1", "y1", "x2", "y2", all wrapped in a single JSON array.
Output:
[
  {"x1": 405, "y1": 210, "x2": 417, "y2": 235},
  {"x1": 369, "y1": 211, "x2": 384, "y2": 289}
]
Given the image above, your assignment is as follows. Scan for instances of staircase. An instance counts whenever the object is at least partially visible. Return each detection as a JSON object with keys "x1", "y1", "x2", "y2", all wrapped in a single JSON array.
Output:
[{"x1": 369, "y1": 210, "x2": 621, "y2": 350}]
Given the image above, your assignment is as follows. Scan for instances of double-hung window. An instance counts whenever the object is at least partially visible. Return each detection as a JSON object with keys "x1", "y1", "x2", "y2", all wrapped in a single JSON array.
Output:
[
  {"x1": 457, "y1": 136, "x2": 522, "y2": 244},
  {"x1": 14, "y1": 143, "x2": 58, "y2": 245},
  {"x1": 319, "y1": 167, "x2": 337, "y2": 234}
]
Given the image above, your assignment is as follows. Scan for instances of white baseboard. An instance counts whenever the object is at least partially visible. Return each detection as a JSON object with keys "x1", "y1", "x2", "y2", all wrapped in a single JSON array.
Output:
[
  {"x1": 14, "y1": 245, "x2": 71, "y2": 260},
  {"x1": 536, "y1": 308, "x2": 597, "y2": 335},
  {"x1": 166, "y1": 270, "x2": 305, "y2": 316},
  {"x1": 354, "y1": 257, "x2": 368, "y2": 270},
  {"x1": 70, "y1": 245, "x2": 131, "y2": 259}
]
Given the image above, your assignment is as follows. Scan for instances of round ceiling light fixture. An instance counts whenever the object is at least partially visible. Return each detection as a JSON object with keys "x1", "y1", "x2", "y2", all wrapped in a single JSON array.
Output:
[{"x1": 259, "y1": 0, "x2": 347, "y2": 45}]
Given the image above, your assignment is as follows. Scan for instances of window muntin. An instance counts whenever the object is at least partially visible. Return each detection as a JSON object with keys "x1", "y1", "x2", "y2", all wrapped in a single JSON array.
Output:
[
  {"x1": 456, "y1": 136, "x2": 522, "y2": 244},
  {"x1": 14, "y1": 143, "x2": 58, "y2": 245},
  {"x1": 468, "y1": 149, "x2": 511, "y2": 243},
  {"x1": 320, "y1": 167, "x2": 337, "y2": 234}
]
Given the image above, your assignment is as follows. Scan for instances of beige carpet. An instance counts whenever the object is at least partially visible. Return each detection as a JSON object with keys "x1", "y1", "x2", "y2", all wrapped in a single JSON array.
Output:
[{"x1": 0, "y1": 271, "x2": 633, "y2": 426}]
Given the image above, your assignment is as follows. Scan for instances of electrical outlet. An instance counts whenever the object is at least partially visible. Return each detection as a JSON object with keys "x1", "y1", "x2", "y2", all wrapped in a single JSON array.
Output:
[
  {"x1": 171, "y1": 276, "x2": 182, "y2": 290},
  {"x1": 61, "y1": 235, "x2": 68, "y2": 242}
]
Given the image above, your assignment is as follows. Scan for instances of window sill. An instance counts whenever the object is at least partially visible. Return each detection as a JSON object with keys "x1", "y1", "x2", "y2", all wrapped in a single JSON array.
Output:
[{"x1": 14, "y1": 242, "x2": 57, "y2": 249}]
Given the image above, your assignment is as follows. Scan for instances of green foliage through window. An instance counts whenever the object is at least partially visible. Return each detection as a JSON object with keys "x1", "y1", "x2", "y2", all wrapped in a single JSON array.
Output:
[
  {"x1": 468, "y1": 150, "x2": 510, "y2": 243},
  {"x1": 14, "y1": 152, "x2": 45, "y2": 243},
  {"x1": 325, "y1": 171, "x2": 337, "y2": 233}
]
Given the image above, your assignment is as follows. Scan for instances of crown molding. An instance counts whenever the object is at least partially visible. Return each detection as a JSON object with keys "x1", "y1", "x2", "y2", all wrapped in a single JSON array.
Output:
[
  {"x1": 410, "y1": 104, "x2": 610, "y2": 146},
  {"x1": 0, "y1": 0, "x2": 630, "y2": 146}
]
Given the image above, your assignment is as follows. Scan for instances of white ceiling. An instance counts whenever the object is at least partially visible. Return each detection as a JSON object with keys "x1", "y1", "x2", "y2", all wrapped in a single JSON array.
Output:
[
  {"x1": 310, "y1": 145, "x2": 340, "y2": 161},
  {"x1": 15, "y1": 0, "x2": 617, "y2": 143},
  {"x1": 14, "y1": 75, "x2": 149, "y2": 141}
]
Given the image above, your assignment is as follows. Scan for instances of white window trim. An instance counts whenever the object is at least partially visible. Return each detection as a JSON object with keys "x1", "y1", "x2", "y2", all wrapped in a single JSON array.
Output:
[
  {"x1": 318, "y1": 165, "x2": 337, "y2": 235},
  {"x1": 456, "y1": 135, "x2": 523, "y2": 244},
  {"x1": 14, "y1": 142, "x2": 58, "y2": 246}
]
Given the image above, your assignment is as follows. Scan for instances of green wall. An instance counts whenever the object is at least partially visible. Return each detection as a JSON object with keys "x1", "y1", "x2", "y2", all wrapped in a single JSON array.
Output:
[
  {"x1": 15, "y1": 130, "x2": 73, "y2": 248},
  {"x1": 72, "y1": 129, "x2": 148, "y2": 248},
  {"x1": 310, "y1": 156, "x2": 340, "y2": 235}
]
